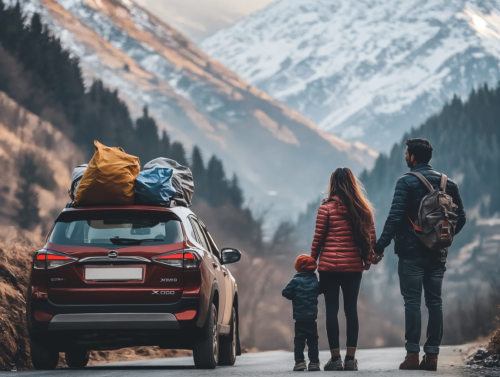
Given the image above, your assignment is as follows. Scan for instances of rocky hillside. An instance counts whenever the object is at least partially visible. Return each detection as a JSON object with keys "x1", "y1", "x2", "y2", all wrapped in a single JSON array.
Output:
[
  {"x1": 0, "y1": 89, "x2": 76, "y2": 370},
  {"x1": 5, "y1": 0, "x2": 376, "y2": 221},
  {"x1": 202, "y1": 0, "x2": 500, "y2": 152},
  {"x1": 0, "y1": 90, "x2": 84, "y2": 226}
]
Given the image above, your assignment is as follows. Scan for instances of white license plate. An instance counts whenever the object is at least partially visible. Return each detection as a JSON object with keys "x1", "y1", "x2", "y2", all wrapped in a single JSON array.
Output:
[{"x1": 85, "y1": 267, "x2": 143, "y2": 281}]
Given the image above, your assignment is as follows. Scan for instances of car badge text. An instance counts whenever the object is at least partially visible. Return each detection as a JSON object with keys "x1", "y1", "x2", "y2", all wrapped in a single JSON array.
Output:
[{"x1": 152, "y1": 290, "x2": 175, "y2": 295}]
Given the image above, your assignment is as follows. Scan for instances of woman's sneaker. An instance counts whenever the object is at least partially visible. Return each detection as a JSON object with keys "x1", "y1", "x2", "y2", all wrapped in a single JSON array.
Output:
[
  {"x1": 324, "y1": 358, "x2": 344, "y2": 371},
  {"x1": 293, "y1": 361, "x2": 307, "y2": 371},
  {"x1": 344, "y1": 359, "x2": 359, "y2": 371},
  {"x1": 308, "y1": 362, "x2": 321, "y2": 371}
]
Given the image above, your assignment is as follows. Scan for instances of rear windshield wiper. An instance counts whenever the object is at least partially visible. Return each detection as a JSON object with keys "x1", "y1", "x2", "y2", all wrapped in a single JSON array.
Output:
[{"x1": 110, "y1": 237, "x2": 164, "y2": 245}]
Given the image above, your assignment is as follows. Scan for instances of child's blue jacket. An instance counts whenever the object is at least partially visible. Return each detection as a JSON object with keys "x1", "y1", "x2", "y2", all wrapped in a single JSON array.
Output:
[{"x1": 282, "y1": 272, "x2": 321, "y2": 320}]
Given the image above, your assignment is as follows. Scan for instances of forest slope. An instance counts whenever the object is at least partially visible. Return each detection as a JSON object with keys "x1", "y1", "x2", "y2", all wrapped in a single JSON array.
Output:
[{"x1": 5, "y1": 0, "x2": 376, "y2": 220}]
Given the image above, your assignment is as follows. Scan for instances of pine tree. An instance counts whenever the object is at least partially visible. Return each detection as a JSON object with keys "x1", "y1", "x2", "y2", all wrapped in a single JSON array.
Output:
[
  {"x1": 190, "y1": 146, "x2": 206, "y2": 199},
  {"x1": 80, "y1": 81, "x2": 135, "y2": 155},
  {"x1": 135, "y1": 106, "x2": 160, "y2": 164},
  {"x1": 206, "y1": 155, "x2": 228, "y2": 207},
  {"x1": 0, "y1": 2, "x2": 25, "y2": 54},
  {"x1": 170, "y1": 142, "x2": 188, "y2": 166},
  {"x1": 228, "y1": 174, "x2": 244, "y2": 208},
  {"x1": 159, "y1": 130, "x2": 171, "y2": 157},
  {"x1": 15, "y1": 153, "x2": 41, "y2": 230}
]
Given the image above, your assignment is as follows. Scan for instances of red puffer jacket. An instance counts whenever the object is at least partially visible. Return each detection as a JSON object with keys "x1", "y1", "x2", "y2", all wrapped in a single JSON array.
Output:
[{"x1": 310, "y1": 197, "x2": 376, "y2": 272}]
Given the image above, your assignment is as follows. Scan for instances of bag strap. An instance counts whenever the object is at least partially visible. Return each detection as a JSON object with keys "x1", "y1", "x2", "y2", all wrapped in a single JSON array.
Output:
[
  {"x1": 440, "y1": 174, "x2": 447, "y2": 193},
  {"x1": 405, "y1": 172, "x2": 433, "y2": 192},
  {"x1": 407, "y1": 214, "x2": 423, "y2": 232},
  {"x1": 68, "y1": 176, "x2": 84, "y2": 200}
]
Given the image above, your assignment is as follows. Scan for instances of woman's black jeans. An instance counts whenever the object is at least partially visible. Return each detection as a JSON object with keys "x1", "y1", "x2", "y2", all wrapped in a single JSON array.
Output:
[{"x1": 319, "y1": 271, "x2": 362, "y2": 350}]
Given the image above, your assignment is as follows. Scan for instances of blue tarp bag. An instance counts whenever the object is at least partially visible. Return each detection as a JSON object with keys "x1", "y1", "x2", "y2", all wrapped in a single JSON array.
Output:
[{"x1": 134, "y1": 168, "x2": 176, "y2": 206}]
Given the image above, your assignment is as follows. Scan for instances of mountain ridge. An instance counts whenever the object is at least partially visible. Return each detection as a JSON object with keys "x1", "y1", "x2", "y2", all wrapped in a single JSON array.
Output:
[
  {"x1": 7, "y1": 0, "x2": 376, "y2": 220},
  {"x1": 201, "y1": 0, "x2": 500, "y2": 152}
]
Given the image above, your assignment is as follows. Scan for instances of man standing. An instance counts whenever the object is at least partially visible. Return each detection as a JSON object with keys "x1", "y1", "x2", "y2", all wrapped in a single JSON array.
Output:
[{"x1": 372, "y1": 139, "x2": 466, "y2": 371}]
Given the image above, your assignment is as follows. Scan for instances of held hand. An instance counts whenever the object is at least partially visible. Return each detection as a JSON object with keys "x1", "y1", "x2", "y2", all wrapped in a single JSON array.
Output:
[
  {"x1": 364, "y1": 264, "x2": 371, "y2": 271},
  {"x1": 372, "y1": 254, "x2": 384, "y2": 265}
]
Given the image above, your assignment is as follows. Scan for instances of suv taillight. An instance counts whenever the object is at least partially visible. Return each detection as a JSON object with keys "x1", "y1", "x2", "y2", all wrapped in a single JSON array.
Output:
[
  {"x1": 34, "y1": 253, "x2": 46, "y2": 270},
  {"x1": 152, "y1": 250, "x2": 201, "y2": 270},
  {"x1": 33, "y1": 250, "x2": 78, "y2": 270}
]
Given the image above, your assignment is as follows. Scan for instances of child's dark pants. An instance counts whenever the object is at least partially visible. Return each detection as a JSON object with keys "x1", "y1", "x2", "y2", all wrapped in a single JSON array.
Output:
[{"x1": 294, "y1": 320, "x2": 319, "y2": 363}]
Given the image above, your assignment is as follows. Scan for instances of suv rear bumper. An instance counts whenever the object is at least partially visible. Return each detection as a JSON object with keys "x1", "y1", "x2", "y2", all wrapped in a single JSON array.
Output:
[
  {"x1": 48, "y1": 313, "x2": 180, "y2": 331},
  {"x1": 28, "y1": 298, "x2": 202, "y2": 351},
  {"x1": 29, "y1": 297, "x2": 199, "y2": 332}
]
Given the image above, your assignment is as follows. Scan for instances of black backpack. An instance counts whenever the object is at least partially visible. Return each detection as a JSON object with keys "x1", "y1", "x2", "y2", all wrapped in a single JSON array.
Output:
[{"x1": 406, "y1": 172, "x2": 459, "y2": 250}]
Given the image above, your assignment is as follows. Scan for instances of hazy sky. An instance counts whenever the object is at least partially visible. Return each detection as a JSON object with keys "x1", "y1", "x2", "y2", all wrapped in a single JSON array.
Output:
[{"x1": 133, "y1": 0, "x2": 277, "y2": 43}]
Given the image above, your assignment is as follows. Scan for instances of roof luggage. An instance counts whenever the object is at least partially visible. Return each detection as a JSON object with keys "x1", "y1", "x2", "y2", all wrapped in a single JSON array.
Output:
[
  {"x1": 74, "y1": 141, "x2": 140, "y2": 205},
  {"x1": 143, "y1": 158, "x2": 194, "y2": 207},
  {"x1": 134, "y1": 167, "x2": 177, "y2": 206},
  {"x1": 68, "y1": 164, "x2": 88, "y2": 201}
]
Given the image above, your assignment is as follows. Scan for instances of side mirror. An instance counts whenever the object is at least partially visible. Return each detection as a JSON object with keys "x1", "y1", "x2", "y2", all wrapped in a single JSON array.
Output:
[{"x1": 221, "y1": 248, "x2": 241, "y2": 265}]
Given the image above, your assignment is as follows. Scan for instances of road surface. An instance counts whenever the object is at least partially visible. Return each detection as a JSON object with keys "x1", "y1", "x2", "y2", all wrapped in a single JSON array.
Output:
[{"x1": 9, "y1": 347, "x2": 498, "y2": 376}]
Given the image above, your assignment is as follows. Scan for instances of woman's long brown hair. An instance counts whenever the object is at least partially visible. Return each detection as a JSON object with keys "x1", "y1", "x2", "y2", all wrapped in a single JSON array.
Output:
[{"x1": 328, "y1": 167, "x2": 374, "y2": 259}]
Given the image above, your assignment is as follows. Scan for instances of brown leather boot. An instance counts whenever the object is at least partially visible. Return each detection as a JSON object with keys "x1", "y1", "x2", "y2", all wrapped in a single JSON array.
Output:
[
  {"x1": 399, "y1": 351, "x2": 420, "y2": 370},
  {"x1": 420, "y1": 353, "x2": 438, "y2": 371}
]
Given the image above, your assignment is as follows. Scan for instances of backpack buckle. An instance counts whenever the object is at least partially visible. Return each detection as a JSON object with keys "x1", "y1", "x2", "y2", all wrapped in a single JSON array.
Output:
[{"x1": 441, "y1": 220, "x2": 450, "y2": 240}]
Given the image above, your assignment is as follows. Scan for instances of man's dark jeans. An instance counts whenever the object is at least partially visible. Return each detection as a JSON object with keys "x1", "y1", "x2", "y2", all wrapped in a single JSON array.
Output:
[
  {"x1": 398, "y1": 257, "x2": 446, "y2": 354},
  {"x1": 294, "y1": 320, "x2": 319, "y2": 363}
]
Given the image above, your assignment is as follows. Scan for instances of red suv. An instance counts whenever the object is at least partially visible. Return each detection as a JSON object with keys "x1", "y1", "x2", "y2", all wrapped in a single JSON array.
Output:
[{"x1": 27, "y1": 205, "x2": 241, "y2": 370}]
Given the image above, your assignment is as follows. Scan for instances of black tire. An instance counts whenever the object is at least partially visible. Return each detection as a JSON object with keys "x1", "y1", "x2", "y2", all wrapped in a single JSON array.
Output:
[
  {"x1": 193, "y1": 303, "x2": 218, "y2": 369},
  {"x1": 30, "y1": 338, "x2": 59, "y2": 370},
  {"x1": 65, "y1": 348, "x2": 90, "y2": 368},
  {"x1": 218, "y1": 307, "x2": 237, "y2": 366}
]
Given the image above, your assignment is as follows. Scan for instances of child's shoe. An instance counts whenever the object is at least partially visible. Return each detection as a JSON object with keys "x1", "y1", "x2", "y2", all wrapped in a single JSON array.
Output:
[
  {"x1": 308, "y1": 362, "x2": 321, "y2": 371},
  {"x1": 324, "y1": 357, "x2": 344, "y2": 371},
  {"x1": 344, "y1": 359, "x2": 358, "y2": 371},
  {"x1": 293, "y1": 361, "x2": 307, "y2": 371}
]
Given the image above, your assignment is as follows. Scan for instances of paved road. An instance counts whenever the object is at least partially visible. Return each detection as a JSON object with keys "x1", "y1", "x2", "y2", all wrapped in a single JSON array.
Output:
[{"x1": 7, "y1": 347, "x2": 498, "y2": 376}]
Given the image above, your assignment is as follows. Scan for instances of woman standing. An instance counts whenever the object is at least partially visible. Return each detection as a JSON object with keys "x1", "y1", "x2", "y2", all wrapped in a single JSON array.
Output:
[{"x1": 310, "y1": 167, "x2": 376, "y2": 371}]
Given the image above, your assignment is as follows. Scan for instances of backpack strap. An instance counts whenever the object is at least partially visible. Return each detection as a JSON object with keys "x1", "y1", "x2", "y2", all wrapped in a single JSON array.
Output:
[
  {"x1": 440, "y1": 174, "x2": 447, "y2": 193},
  {"x1": 405, "y1": 172, "x2": 433, "y2": 192},
  {"x1": 407, "y1": 214, "x2": 423, "y2": 232}
]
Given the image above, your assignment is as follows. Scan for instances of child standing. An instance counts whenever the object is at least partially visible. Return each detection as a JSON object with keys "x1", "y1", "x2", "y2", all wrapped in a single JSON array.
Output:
[{"x1": 282, "y1": 254, "x2": 322, "y2": 371}]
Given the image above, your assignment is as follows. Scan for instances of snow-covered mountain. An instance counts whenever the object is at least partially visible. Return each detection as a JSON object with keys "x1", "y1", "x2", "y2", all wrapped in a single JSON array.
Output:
[
  {"x1": 6, "y1": 0, "x2": 377, "y2": 220},
  {"x1": 201, "y1": 0, "x2": 500, "y2": 152}
]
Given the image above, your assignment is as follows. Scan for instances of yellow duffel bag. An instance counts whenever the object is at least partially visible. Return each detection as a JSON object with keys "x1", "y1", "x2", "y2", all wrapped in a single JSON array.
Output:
[{"x1": 74, "y1": 141, "x2": 140, "y2": 205}]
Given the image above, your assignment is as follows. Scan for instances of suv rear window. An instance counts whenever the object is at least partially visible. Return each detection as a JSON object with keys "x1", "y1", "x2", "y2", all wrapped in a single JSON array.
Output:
[{"x1": 50, "y1": 211, "x2": 184, "y2": 248}]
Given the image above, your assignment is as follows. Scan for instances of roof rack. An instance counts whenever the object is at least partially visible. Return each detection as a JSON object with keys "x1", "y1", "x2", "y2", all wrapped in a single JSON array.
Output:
[{"x1": 65, "y1": 200, "x2": 183, "y2": 209}]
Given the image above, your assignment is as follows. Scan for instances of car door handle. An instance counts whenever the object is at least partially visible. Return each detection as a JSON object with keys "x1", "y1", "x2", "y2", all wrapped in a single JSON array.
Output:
[
  {"x1": 212, "y1": 263, "x2": 219, "y2": 269},
  {"x1": 223, "y1": 271, "x2": 228, "y2": 277}
]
